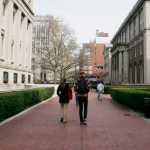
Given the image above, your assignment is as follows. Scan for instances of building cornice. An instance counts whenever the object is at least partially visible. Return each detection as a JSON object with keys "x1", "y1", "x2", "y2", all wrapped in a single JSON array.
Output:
[
  {"x1": 110, "y1": 43, "x2": 129, "y2": 53},
  {"x1": 21, "y1": 0, "x2": 34, "y2": 16},
  {"x1": 0, "y1": 65, "x2": 33, "y2": 73},
  {"x1": 111, "y1": 0, "x2": 148, "y2": 43}
]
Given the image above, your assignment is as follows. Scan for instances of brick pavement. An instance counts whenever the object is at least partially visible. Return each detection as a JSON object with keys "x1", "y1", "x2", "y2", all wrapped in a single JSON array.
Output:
[{"x1": 0, "y1": 89, "x2": 150, "y2": 150}]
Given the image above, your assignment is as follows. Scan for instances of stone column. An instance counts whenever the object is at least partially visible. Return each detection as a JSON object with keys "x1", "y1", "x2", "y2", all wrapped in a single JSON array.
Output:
[
  {"x1": 9, "y1": 70, "x2": 14, "y2": 84},
  {"x1": 119, "y1": 51, "x2": 122, "y2": 84},
  {"x1": 4, "y1": 1, "x2": 13, "y2": 65},
  {"x1": 123, "y1": 50, "x2": 129, "y2": 84},
  {"x1": 14, "y1": 9, "x2": 21, "y2": 67},
  {"x1": 18, "y1": 72, "x2": 22, "y2": 84}
]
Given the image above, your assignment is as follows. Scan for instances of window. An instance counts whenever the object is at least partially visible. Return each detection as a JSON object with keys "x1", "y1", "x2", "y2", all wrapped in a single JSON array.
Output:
[
  {"x1": 84, "y1": 47, "x2": 92, "y2": 55},
  {"x1": 135, "y1": 65, "x2": 137, "y2": 84},
  {"x1": 42, "y1": 66, "x2": 45, "y2": 70},
  {"x1": 84, "y1": 66, "x2": 87, "y2": 70},
  {"x1": 130, "y1": 67, "x2": 132, "y2": 84},
  {"x1": 89, "y1": 66, "x2": 92, "y2": 70},
  {"x1": 88, "y1": 56, "x2": 92, "y2": 60},
  {"x1": 14, "y1": 73, "x2": 17, "y2": 83},
  {"x1": 31, "y1": 59, "x2": 34, "y2": 63},
  {"x1": 3, "y1": 72, "x2": 8, "y2": 83},
  {"x1": 134, "y1": 47, "x2": 136, "y2": 57},
  {"x1": 31, "y1": 66, "x2": 34, "y2": 70},
  {"x1": 139, "y1": 9, "x2": 143, "y2": 32},
  {"x1": 140, "y1": 63, "x2": 143, "y2": 84},
  {"x1": 11, "y1": 40, "x2": 14, "y2": 60},
  {"x1": 129, "y1": 22, "x2": 133, "y2": 41},
  {"x1": 130, "y1": 50, "x2": 132, "y2": 59},
  {"x1": 28, "y1": 75, "x2": 31, "y2": 83},
  {"x1": 140, "y1": 42, "x2": 142, "y2": 54},
  {"x1": 89, "y1": 61, "x2": 92, "y2": 65},
  {"x1": 134, "y1": 16, "x2": 137, "y2": 36},
  {"x1": 42, "y1": 59, "x2": 45, "y2": 63},
  {"x1": 84, "y1": 71, "x2": 87, "y2": 74},
  {"x1": 89, "y1": 71, "x2": 92, "y2": 75},
  {"x1": 84, "y1": 61, "x2": 87, "y2": 65}
]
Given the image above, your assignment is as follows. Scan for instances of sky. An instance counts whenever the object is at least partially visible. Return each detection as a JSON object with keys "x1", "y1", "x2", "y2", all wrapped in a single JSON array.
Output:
[{"x1": 33, "y1": 0, "x2": 138, "y2": 47}]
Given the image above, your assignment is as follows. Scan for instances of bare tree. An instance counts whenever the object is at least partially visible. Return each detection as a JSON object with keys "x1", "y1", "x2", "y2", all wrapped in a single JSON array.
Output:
[{"x1": 33, "y1": 15, "x2": 82, "y2": 83}]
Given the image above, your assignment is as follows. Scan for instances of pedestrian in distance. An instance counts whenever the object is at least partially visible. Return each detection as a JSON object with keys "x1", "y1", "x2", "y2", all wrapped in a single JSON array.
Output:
[
  {"x1": 57, "y1": 78, "x2": 71, "y2": 124},
  {"x1": 97, "y1": 81, "x2": 104, "y2": 100},
  {"x1": 90, "y1": 82, "x2": 93, "y2": 91},
  {"x1": 74, "y1": 71, "x2": 90, "y2": 126}
]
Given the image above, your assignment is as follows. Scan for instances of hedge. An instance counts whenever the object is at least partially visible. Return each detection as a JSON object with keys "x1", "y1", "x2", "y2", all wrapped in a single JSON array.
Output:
[
  {"x1": 0, "y1": 87, "x2": 54, "y2": 122},
  {"x1": 110, "y1": 88, "x2": 150, "y2": 111}
]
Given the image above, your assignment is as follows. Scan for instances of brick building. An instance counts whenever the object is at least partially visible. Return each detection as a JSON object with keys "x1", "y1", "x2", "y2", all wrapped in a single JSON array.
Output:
[
  {"x1": 80, "y1": 31, "x2": 111, "y2": 80},
  {"x1": 111, "y1": 0, "x2": 150, "y2": 85}
]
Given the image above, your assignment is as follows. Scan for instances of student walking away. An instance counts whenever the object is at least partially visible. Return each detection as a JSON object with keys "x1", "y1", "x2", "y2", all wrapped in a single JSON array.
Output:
[
  {"x1": 74, "y1": 71, "x2": 90, "y2": 126},
  {"x1": 97, "y1": 81, "x2": 104, "y2": 100},
  {"x1": 57, "y1": 78, "x2": 71, "y2": 124}
]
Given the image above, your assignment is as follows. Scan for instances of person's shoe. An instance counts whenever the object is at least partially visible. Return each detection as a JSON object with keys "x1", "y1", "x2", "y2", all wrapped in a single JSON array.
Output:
[
  {"x1": 63, "y1": 121, "x2": 67, "y2": 124},
  {"x1": 60, "y1": 118, "x2": 63, "y2": 122},
  {"x1": 80, "y1": 122, "x2": 83, "y2": 126},
  {"x1": 100, "y1": 99, "x2": 102, "y2": 101},
  {"x1": 83, "y1": 119, "x2": 87, "y2": 125}
]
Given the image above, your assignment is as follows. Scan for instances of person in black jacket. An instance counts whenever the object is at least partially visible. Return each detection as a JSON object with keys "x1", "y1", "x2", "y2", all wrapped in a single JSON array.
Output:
[
  {"x1": 57, "y1": 78, "x2": 70, "y2": 124},
  {"x1": 74, "y1": 71, "x2": 90, "y2": 126}
]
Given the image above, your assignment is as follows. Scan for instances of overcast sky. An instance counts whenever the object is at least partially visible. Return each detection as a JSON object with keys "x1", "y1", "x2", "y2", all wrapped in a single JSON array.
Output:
[{"x1": 33, "y1": 0, "x2": 138, "y2": 46}]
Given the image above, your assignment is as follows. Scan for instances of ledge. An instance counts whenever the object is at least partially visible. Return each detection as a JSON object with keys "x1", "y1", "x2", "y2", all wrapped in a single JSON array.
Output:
[
  {"x1": 22, "y1": 0, "x2": 34, "y2": 16},
  {"x1": 110, "y1": 43, "x2": 129, "y2": 53}
]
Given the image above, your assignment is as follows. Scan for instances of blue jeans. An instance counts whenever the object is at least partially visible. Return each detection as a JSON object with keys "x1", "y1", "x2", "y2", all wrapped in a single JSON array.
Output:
[
  {"x1": 98, "y1": 91, "x2": 103, "y2": 100},
  {"x1": 75, "y1": 92, "x2": 79, "y2": 105}
]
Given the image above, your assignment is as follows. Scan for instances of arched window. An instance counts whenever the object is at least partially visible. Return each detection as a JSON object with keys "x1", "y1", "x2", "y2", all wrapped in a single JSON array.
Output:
[
  {"x1": 130, "y1": 66, "x2": 132, "y2": 84},
  {"x1": 135, "y1": 65, "x2": 137, "y2": 84},
  {"x1": 140, "y1": 63, "x2": 143, "y2": 84}
]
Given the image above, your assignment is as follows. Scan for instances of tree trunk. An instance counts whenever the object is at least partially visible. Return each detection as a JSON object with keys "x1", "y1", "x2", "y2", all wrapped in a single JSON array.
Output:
[{"x1": 53, "y1": 70, "x2": 57, "y2": 84}]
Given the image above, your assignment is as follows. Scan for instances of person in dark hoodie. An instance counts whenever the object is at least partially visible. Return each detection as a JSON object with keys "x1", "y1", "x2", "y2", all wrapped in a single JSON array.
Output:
[
  {"x1": 57, "y1": 78, "x2": 71, "y2": 124},
  {"x1": 74, "y1": 71, "x2": 90, "y2": 126}
]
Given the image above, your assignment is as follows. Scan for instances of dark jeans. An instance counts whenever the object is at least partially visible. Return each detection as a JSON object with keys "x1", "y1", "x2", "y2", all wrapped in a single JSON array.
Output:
[
  {"x1": 78, "y1": 96, "x2": 88, "y2": 122},
  {"x1": 75, "y1": 92, "x2": 79, "y2": 106}
]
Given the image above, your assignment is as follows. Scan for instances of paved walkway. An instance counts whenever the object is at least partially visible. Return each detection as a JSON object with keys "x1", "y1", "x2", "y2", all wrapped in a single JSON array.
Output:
[{"x1": 0, "y1": 89, "x2": 150, "y2": 150}]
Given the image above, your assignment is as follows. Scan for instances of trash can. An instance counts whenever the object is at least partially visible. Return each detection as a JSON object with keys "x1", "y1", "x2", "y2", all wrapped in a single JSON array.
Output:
[{"x1": 144, "y1": 98, "x2": 150, "y2": 118}]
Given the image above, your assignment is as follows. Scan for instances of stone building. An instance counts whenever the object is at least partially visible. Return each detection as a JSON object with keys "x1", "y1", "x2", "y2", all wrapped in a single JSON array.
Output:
[
  {"x1": 0, "y1": 0, "x2": 34, "y2": 91},
  {"x1": 103, "y1": 44, "x2": 112, "y2": 84},
  {"x1": 32, "y1": 16, "x2": 55, "y2": 83},
  {"x1": 111, "y1": 0, "x2": 150, "y2": 85}
]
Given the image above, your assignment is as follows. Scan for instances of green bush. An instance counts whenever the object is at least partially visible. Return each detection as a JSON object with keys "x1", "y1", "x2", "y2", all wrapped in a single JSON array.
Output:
[
  {"x1": 0, "y1": 87, "x2": 54, "y2": 122},
  {"x1": 110, "y1": 88, "x2": 150, "y2": 111},
  {"x1": 33, "y1": 80, "x2": 42, "y2": 84}
]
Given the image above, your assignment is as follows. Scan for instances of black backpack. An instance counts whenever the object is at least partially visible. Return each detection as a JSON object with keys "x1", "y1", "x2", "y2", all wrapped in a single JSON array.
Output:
[{"x1": 77, "y1": 77, "x2": 87, "y2": 94}]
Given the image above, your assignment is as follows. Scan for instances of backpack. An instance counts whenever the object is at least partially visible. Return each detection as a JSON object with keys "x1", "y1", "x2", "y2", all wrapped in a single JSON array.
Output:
[{"x1": 77, "y1": 77, "x2": 87, "y2": 94}]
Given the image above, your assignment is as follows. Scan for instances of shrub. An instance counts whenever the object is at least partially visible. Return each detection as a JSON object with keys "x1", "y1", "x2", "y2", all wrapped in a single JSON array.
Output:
[
  {"x1": 0, "y1": 87, "x2": 54, "y2": 122},
  {"x1": 33, "y1": 80, "x2": 42, "y2": 84},
  {"x1": 110, "y1": 88, "x2": 150, "y2": 111}
]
